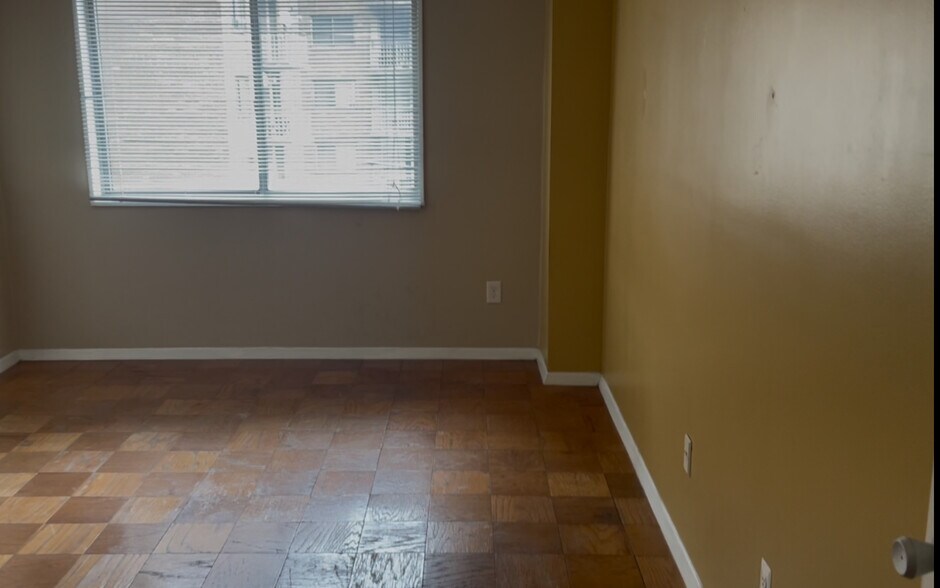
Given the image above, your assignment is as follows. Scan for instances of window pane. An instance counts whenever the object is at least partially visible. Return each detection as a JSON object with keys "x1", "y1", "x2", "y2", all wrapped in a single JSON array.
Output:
[
  {"x1": 259, "y1": 1, "x2": 421, "y2": 202},
  {"x1": 77, "y1": 0, "x2": 260, "y2": 196},
  {"x1": 75, "y1": 0, "x2": 423, "y2": 206}
]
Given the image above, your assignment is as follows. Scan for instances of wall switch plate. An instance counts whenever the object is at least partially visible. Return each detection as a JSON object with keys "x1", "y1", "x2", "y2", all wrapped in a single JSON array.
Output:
[
  {"x1": 486, "y1": 281, "x2": 502, "y2": 304},
  {"x1": 683, "y1": 434, "x2": 693, "y2": 476},
  {"x1": 760, "y1": 559, "x2": 772, "y2": 588}
]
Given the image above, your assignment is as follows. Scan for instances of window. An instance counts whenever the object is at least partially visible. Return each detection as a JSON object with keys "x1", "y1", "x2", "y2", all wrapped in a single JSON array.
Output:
[
  {"x1": 73, "y1": 0, "x2": 424, "y2": 207},
  {"x1": 311, "y1": 14, "x2": 355, "y2": 44}
]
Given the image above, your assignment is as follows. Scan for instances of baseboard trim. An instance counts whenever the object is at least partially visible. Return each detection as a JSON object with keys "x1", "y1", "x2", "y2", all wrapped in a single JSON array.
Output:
[
  {"x1": 0, "y1": 350, "x2": 19, "y2": 375},
  {"x1": 535, "y1": 352, "x2": 601, "y2": 386},
  {"x1": 599, "y1": 376, "x2": 703, "y2": 588},
  {"x1": 17, "y1": 347, "x2": 543, "y2": 362}
]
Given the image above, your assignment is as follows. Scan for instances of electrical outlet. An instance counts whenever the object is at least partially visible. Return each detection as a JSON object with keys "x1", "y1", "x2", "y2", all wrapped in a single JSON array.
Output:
[
  {"x1": 760, "y1": 559, "x2": 772, "y2": 588},
  {"x1": 486, "y1": 281, "x2": 502, "y2": 304},
  {"x1": 683, "y1": 434, "x2": 693, "y2": 476}
]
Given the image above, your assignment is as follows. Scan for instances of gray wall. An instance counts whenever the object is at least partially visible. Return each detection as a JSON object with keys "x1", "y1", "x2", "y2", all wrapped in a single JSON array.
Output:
[
  {"x1": 0, "y1": 0, "x2": 546, "y2": 350},
  {"x1": 0, "y1": 181, "x2": 13, "y2": 358}
]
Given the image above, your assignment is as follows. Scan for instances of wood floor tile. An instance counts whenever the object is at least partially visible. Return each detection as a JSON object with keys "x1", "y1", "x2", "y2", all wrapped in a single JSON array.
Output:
[
  {"x1": 152, "y1": 452, "x2": 217, "y2": 473},
  {"x1": 135, "y1": 473, "x2": 205, "y2": 497},
  {"x1": 193, "y1": 471, "x2": 261, "y2": 500},
  {"x1": 597, "y1": 452, "x2": 634, "y2": 473},
  {"x1": 16, "y1": 473, "x2": 91, "y2": 496},
  {"x1": 543, "y1": 451, "x2": 603, "y2": 473},
  {"x1": 429, "y1": 496, "x2": 492, "y2": 522},
  {"x1": 0, "y1": 524, "x2": 42, "y2": 554},
  {"x1": 0, "y1": 452, "x2": 59, "y2": 473},
  {"x1": 372, "y1": 470, "x2": 430, "y2": 495},
  {"x1": 547, "y1": 473, "x2": 610, "y2": 497},
  {"x1": 625, "y1": 525, "x2": 671, "y2": 556},
  {"x1": 383, "y1": 431, "x2": 436, "y2": 449},
  {"x1": 290, "y1": 522, "x2": 362, "y2": 554},
  {"x1": 174, "y1": 497, "x2": 247, "y2": 524},
  {"x1": 119, "y1": 433, "x2": 180, "y2": 452},
  {"x1": 553, "y1": 498, "x2": 622, "y2": 525},
  {"x1": 79, "y1": 474, "x2": 145, "y2": 497},
  {"x1": 0, "y1": 496, "x2": 69, "y2": 523},
  {"x1": 349, "y1": 552, "x2": 424, "y2": 588},
  {"x1": 276, "y1": 554, "x2": 354, "y2": 588},
  {"x1": 423, "y1": 553, "x2": 496, "y2": 587},
  {"x1": 49, "y1": 498, "x2": 128, "y2": 524},
  {"x1": 566, "y1": 554, "x2": 645, "y2": 588},
  {"x1": 493, "y1": 523, "x2": 562, "y2": 554},
  {"x1": 365, "y1": 494, "x2": 429, "y2": 523},
  {"x1": 391, "y1": 402, "x2": 440, "y2": 419},
  {"x1": 68, "y1": 433, "x2": 133, "y2": 452},
  {"x1": 279, "y1": 431, "x2": 334, "y2": 451},
  {"x1": 131, "y1": 554, "x2": 215, "y2": 588},
  {"x1": 559, "y1": 524, "x2": 629, "y2": 555},
  {"x1": 486, "y1": 434, "x2": 540, "y2": 451},
  {"x1": 314, "y1": 471, "x2": 375, "y2": 496},
  {"x1": 56, "y1": 553, "x2": 149, "y2": 588},
  {"x1": 12, "y1": 433, "x2": 81, "y2": 453},
  {"x1": 426, "y1": 522, "x2": 493, "y2": 554},
  {"x1": 86, "y1": 525, "x2": 169, "y2": 554},
  {"x1": 206, "y1": 451, "x2": 272, "y2": 472},
  {"x1": 358, "y1": 521, "x2": 427, "y2": 553},
  {"x1": 241, "y1": 496, "x2": 309, "y2": 523},
  {"x1": 269, "y1": 449, "x2": 324, "y2": 473},
  {"x1": 18, "y1": 523, "x2": 107, "y2": 555},
  {"x1": 0, "y1": 415, "x2": 53, "y2": 434},
  {"x1": 153, "y1": 523, "x2": 232, "y2": 554},
  {"x1": 323, "y1": 448, "x2": 381, "y2": 471},
  {"x1": 636, "y1": 555, "x2": 685, "y2": 587},
  {"x1": 112, "y1": 497, "x2": 184, "y2": 525},
  {"x1": 0, "y1": 554, "x2": 80, "y2": 588},
  {"x1": 170, "y1": 432, "x2": 233, "y2": 451},
  {"x1": 488, "y1": 450, "x2": 545, "y2": 472},
  {"x1": 255, "y1": 471, "x2": 318, "y2": 496},
  {"x1": 432, "y1": 471, "x2": 490, "y2": 495},
  {"x1": 222, "y1": 522, "x2": 297, "y2": 553},
  {"x1": 495, "y1": 553, "x2": 569, "y2": 588},
  {"x1": 434, "y1": 450, "x2": 488, "y2": 471},
  {"x1": 0, "y1": 436, "x2": 27, "y2": 453},
  {"x1": 490, "y1": 472, "x2": 549, "y2": 496},
  {"x1": 99, "y1": 453, "x2": 166, "y2": 474},
  {"x1": 0, "y1": 474, "x2": 34, "y2": 497},
  {"x1": 225, "y1": 429, "x2": 282, "y2": 452},
  {"x1": 491, "y1": 495, "x2": 556, "y2": 523},
  {"x1": 302, "y1": 495, "x2": 369, "y2": 522},
  {"x1": 616, "y1": 497, "x2": 658, "y2": 526},
  {"x1": 435, "y1": 431, "x2": 487, "y2": 450},
  {"x1": 377, "y1": 448, "x2": 434, "y2": 471},
  {"x1": 39, "y1": 452, "x2": 113, "y2": 473}
]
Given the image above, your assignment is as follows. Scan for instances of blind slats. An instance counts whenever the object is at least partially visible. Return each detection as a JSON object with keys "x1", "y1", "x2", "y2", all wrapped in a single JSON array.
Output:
[{"x1": 74, "y1": 0, "x2": 424, "y2": 207}]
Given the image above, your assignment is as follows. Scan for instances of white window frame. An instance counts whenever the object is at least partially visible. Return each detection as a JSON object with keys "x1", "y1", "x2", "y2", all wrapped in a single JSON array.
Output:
[{"x1": 73, "y1": 0, "x2": 425, "y2": 209}]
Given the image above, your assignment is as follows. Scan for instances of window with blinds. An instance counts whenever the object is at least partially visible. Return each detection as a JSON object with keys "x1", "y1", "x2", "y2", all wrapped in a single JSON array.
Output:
[{"x1": 73, "y1": 0, "x2": 424, "y2": 207}]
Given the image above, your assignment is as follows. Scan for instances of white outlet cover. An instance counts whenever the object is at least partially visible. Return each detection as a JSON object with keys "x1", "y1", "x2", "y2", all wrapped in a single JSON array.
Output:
[
  {"x1": 683, "y1": 434, "x2": 693, "y2": 476},
  {"x1": 760, "y1": 558, "x2": 772, "y2": 588},
  {"x1": 486, "y1": 281, "x2": 502, "y2": 304}
]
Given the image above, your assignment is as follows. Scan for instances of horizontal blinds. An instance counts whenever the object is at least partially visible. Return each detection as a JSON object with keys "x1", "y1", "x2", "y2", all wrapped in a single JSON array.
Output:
[{"x1": 74, "y1": 0, "x2": 423, "y2": 207}]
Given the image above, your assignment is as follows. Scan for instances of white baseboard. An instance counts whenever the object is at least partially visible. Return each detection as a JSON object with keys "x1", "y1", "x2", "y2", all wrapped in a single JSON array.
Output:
[
  {"x1": 599, "y1": 376, "x2": 702, "y2": 588},
  {"x1": 17, "y1": 347, "x2": 541, "y2": 362},
  {"x1": 535, "y1": 351, "x2": 601, "y2": 386},
  {"x1": 0, "y1": 350, "x2": 19, "y2": 375}
]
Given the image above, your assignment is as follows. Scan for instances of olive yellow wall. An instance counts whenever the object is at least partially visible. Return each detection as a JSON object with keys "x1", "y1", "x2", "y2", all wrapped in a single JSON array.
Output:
[
  {"x1": 540, "y1": 0, "x2": 613, "y2": 372},
  {"x1": 603, "y1": 0, "x2": 934, "y2": 586}
]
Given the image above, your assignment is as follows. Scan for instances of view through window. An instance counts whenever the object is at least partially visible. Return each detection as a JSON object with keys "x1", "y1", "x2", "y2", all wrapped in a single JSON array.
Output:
[{"x1": 74, "y1": 0, "x2": 423, "y2": 207}]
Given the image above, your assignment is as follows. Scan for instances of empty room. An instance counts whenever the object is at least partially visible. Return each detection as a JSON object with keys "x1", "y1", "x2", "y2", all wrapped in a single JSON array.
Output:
[{"x1": 0, "y1": 0, "x2": 933, "y2": 587}]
